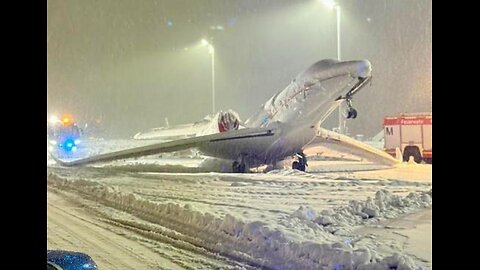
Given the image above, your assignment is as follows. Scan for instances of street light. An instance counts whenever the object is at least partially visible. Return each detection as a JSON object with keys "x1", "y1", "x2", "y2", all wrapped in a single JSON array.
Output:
[
  {"x1": 321, "y1": 0, "x2": 340, "y2": 61},
  {"x1": 321, "y1": 0, "x2": 345, "y2": 134},
  {"x1": 201, "y1": 39, "x2": 215, "y2": 114}
]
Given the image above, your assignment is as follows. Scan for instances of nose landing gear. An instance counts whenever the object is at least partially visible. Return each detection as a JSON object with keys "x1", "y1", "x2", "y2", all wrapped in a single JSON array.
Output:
[{"x1": 344, "y1": 98, "x2": 358, "y2": 119}]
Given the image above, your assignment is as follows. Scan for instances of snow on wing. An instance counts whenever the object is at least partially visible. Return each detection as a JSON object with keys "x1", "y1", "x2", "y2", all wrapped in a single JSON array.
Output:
[{"x1": 51, "y1": 127, "x2": 276, "y2": 167}]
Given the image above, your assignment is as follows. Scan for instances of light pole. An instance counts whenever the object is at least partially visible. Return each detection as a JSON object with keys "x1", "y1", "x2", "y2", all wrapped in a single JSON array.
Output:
[
  {"x1": 322, "y1": 0, "x2": 345, "y2": 134},
  {"x1": 335, "y1": 5, "x2": 346, "y2": 135},
  {"x1": 201, "y1": 39, "x2": 215, "y2": 114},
  {"x1": 335, "y1": 5, "x2": 341, "y2": 61}
]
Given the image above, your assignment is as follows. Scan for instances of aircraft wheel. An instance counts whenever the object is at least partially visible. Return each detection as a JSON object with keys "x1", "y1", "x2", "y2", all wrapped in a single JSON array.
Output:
[
  {"x1": 350, "y1": 108, "x2": 357, "y2": 119},
  {"x1": 232, "y1": 161, "x2": 240, "y2": 173},
  {"x1": 298, "y1": 164, "x2": 306, "y2": 171},
  {"x1": 238, "y1": 163, "x2": 246, "y2": 173},
  {"x1": 233, "y1": 161, "x2": 246, "y2": 173}
]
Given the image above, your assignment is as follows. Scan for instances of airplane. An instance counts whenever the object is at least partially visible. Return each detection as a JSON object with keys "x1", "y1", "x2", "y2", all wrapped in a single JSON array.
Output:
[
  {"x1": 133, "y1": 110, "x2": 242, "y2": 141},
  {"x1": 52, "y1": 59, "x2": 374, "y2": 173}
]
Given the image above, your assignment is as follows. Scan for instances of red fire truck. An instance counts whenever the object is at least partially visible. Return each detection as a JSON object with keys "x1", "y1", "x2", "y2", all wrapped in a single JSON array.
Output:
[{"x1": 383, "y1": 113, "x2": 432, "y2": 163}]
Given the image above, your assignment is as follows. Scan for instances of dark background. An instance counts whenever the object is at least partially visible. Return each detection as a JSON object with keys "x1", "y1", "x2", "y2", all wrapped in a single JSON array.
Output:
[{"x1": 47, "y1": 0, "x2": 432, "y2": 138}]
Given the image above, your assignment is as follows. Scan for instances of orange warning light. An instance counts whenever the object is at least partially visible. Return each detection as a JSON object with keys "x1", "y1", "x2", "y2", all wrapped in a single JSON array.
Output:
[{"x1": 61, "y1": 114, "x2": 74, "y2": 126}]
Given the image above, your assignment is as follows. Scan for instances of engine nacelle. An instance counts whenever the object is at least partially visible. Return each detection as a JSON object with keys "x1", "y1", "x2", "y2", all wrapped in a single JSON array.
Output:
[{"x1": 218, "y1": 110, "x2": 240, "y2": 132}]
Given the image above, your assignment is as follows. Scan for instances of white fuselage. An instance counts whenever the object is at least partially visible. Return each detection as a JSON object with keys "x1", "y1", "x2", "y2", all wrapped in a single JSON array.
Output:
[{"x1": 198, "y1": 59, "x2": 372, "y2": 167}]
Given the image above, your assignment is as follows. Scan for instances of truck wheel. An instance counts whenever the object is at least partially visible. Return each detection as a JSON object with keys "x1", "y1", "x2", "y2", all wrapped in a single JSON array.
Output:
[{"x1": 403, "y1": 146, "x2": 422, "y2": 163}]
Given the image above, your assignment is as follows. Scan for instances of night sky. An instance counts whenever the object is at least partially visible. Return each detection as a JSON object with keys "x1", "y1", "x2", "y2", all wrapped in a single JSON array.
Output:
[{"x1": 47, "y1": 0, "x2": 432, "y2": 138}]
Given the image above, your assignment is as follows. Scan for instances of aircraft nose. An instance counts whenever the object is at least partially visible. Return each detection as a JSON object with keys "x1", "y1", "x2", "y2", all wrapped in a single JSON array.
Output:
[{"x1": 355, "y1": 60, "x2": 372, "y2": 78}]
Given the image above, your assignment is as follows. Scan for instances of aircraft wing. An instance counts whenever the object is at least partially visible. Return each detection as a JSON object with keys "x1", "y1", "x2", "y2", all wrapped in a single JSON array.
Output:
[
  {"x1": 51, "y1": 126, "x2": 276, "y2": 167},
  {"x1": 308, "y1": 128, "x2": 400, "y2": 166}
]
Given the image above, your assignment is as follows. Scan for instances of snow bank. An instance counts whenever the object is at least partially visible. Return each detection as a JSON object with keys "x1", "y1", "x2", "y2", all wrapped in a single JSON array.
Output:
[
  {"x1": 266, "y1": 169, "x2": 309, "y2": 176},
  {"x1": 311, "y1": 189, "x2": 432, "y2": 232},
  {"x1": 291, "y1": 206, "x2": 317, "y2": 221},
  {"x1": 199, "y1": 157, "x2": 237, "y2": 173},
  {"x1": 285, "y1": 189, "x2": 432, "y2": 243},
  {"x1": 101, "y1": 163, "x2": 209, "y2": 173},
  {"x1": 307, "y1": 164, "x2": 390, "y2": 173},
  {"x1": 267, "y1": 165, "x2": 390, "y2": 175},
  {"x1": 47, "y1": 172, "x2": 428, "y2": 270}
]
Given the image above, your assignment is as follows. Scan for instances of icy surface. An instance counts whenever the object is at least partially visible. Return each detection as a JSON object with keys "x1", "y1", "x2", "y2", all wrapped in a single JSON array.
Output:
[
  {"x1": 47, "y1": 138, "x2": 432, "y2": 269},
  {"x1": 48, "y1": 172, "x2": 430, "y2": 269}
]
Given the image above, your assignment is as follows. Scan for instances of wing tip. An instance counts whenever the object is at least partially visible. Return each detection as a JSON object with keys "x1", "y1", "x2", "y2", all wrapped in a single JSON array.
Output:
[{"x1": 48, "y1": 152, "x2": 74, "y2": 167}]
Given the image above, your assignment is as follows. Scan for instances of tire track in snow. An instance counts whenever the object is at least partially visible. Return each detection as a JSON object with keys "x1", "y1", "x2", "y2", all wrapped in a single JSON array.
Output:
[
  {"x1": 47, "y1": 189, "x2": 188, "y2": 269},
  {"x1": 48, "y1": 194, "x2": 164, "y2": 270},
  {"x1": 48, "y1": 186, "x2": 259, "y2": 270}
]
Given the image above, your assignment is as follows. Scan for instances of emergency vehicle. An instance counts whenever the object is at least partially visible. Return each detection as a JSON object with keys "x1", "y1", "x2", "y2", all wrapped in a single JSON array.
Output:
[
  {"x1": 383, "y1": 113, "x2": 432, "y2": 163},
  {"x1": 48, "y1": 114, "x2": 82, "y2": 152}
]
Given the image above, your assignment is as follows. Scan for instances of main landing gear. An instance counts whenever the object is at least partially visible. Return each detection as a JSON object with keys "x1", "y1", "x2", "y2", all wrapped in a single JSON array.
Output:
[
  {"x1": 292, "y1": 152, "x2": 308, "y2": 172},
  {"x1": 232, "y1": 160, "x2": 246, "y2": 173}
]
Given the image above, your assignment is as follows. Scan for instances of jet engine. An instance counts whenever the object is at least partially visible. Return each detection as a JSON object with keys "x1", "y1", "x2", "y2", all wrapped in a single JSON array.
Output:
[{"x1": 218, "y1": 110, "x2": 240, "y2": 132}]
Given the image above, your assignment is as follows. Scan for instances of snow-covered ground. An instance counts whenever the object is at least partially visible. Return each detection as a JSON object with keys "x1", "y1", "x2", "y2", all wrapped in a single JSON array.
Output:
[{"x1": 47, "y1": 138, "x2": 432, "y2": 269}]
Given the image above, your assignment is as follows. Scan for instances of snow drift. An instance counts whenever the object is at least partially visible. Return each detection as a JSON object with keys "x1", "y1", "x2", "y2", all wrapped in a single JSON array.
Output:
[{"x1": 48, "y1": 172, "x2": 430, "y2": 270}]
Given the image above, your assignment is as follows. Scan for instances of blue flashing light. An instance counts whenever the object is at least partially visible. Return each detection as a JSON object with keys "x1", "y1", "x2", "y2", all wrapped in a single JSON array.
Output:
[{"x1": 62, "y1": 138, "x2": 76, "y2": 152}]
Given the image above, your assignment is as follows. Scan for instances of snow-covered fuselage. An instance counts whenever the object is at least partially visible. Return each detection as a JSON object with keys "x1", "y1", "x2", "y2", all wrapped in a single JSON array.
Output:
[{"x1": 198, "y1": 59, "x2": 372, "y2": 167}]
